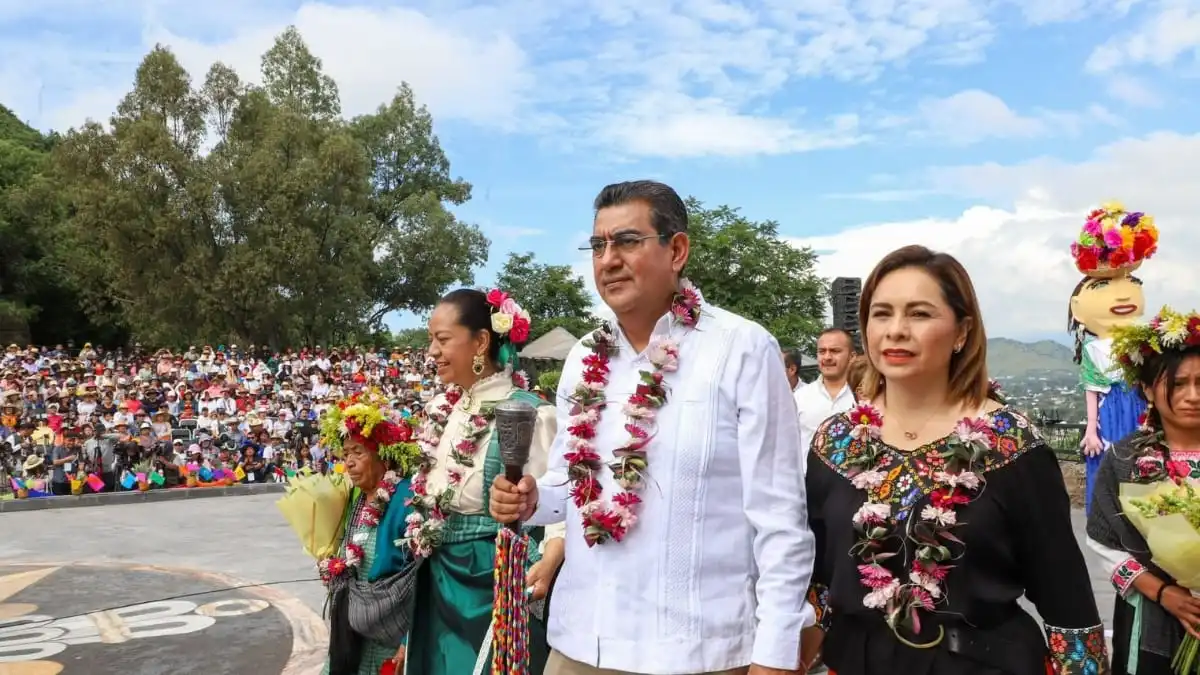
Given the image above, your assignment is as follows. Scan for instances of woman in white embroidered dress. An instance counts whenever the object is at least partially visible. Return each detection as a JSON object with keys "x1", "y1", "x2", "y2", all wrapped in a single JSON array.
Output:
[{"x1": 403, "y1": 287, "x2": 565, "y2": 675}]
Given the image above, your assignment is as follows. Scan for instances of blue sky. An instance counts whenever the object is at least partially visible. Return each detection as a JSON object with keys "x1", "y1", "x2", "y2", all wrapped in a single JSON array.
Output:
[{"x1": 3, "y1": 0, "x2": 1199, "y2": 342}]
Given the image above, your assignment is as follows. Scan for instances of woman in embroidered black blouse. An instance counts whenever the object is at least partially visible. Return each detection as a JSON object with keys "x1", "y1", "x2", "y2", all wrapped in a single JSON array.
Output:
[
  {"x1": 801, "y1": 245, "x2": 1109, "y2": 675},
  {"x1": 1085, "y1": 308, "x2": 1200, "y2": 675}
]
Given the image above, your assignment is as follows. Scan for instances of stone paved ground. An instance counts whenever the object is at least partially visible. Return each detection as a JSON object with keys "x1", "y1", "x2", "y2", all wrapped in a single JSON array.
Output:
[{"x1": 0, "y1": 494, "x2": 1114, "y2": 674}]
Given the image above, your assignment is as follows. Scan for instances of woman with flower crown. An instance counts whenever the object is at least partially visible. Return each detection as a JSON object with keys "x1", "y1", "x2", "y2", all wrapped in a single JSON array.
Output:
[
  {"x1": 315, "y1": 391, "x2": 420, "y2": 675},
  {"x1": 402, "y1": 287, "x2": 563, "y2": 675},
  {"x1": 802, "y1": 245, "x2": 1107, "y2": 675},
  {"x1": 1086, "y1": 307, "x2": 1200, "y2": 675},
  {"x1": 1067, "y1": 202, "x2": 1158, "y2": 513}
]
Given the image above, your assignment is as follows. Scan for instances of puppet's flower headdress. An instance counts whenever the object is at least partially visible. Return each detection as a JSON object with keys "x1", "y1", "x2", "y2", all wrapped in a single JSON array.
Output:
[
  {"x1": 1070, "y1": 201, "x2": 1158, "y2": 277},
  {"x1": 1110, "y1": 306, "x2": 1200, "y2": 387}
]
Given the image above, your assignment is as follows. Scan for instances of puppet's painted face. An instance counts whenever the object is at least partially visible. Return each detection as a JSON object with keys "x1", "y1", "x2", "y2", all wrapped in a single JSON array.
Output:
[{"x1": 1070, "y1": 275, "x2": 1145, "y2": 339}]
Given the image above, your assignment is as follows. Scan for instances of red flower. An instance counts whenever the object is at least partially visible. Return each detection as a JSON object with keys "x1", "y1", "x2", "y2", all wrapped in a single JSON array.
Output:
[
  {"x1": 568, "y1": 422, "x2": 596, "y2": 439},
  {"x1": 565, "y1": 448, "x2": 602, "y2": 466},
  {"x1": 1166, "y1": 460, "x2": 1190, "y2": 481},
  {"x1": 1108, "y1": 248, "x2": 1130, "y2": 268},
  {"x1": 930, "y1": 487, "x2": 970, "y2": 509},
  {"x1": 1133, "y1": 231, "x2": 1155, "y2": 259},
  {"x1": 1187, "y1": 317, "x2": 1200, "y2": 346},
  {"x1": 1074, "y1": 247, "x2": 1099, "y2": 272},
  {"x1": 570, "y1": 476, "x2": 602, "y2": 506},
  {"x1": 445, "y1": 389, "x2": 463, "y2": 406},
  {"x1": 380, "y1": 661, "x2": 397, "y2": 675},
  {"x1": 486, "y1": 289, "x2": 509, "y2": 307},
  {"x1": 509, "y1": 316, "x2": 531, "y2": 344}
]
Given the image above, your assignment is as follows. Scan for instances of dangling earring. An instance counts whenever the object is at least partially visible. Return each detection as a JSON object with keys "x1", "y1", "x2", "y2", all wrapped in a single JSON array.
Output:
[
  {"x1": 471, "y1": 354, "x2": 485, "y2": 375},
  {"x1": 1139, "y1": 402, "x2": 1155, "y2": 432}
]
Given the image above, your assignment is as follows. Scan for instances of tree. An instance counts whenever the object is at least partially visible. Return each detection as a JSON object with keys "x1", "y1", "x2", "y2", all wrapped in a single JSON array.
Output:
[
  {"x1": 46, "y1": 27, "x2": 488, "y2": 347},
  {"x1": 495, "y1": 252, "x2": 597, "y2": 342},
  {"x1": 392, "y1": 327, "x2": 428, "y2": 351},
  {"x1": 0, "y1": 105, "x2": 122, "y2": 345},
  {"x1": 685, "y1": 198, "x2": 827, "y2": 351}
]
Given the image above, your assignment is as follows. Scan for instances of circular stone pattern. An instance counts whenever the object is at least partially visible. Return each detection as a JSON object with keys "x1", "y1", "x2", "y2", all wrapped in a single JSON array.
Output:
[{"x1": 0, "y1": 564, "x2": 295, "y2": 674}]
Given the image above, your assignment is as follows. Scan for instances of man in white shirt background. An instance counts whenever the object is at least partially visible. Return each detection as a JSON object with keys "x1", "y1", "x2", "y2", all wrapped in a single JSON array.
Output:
[
  {"x1": 491, "y1": 179, "x2": 816, "y2": 675},
  {"x1": 781, "y1": 349, "x2": 805, "y2": 392},
  {"x1": 793, "y1": 328, "x2": 856, "y2": 459}
]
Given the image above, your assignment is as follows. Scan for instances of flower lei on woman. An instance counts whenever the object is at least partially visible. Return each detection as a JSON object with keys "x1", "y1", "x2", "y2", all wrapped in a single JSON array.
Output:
[
  {"x1": 845, "y1": 403, "x2": 997, "y2": 641},
  {"x1": 1112, "y1": 306, "x2": 1200, "y2": 484},
  {"x1": 316, "y1": 390, "x2": 414, "y2": 584},
  {"x1": 1070, "y1": 201, "x2": 1158, "y2": 275},
  {"x1": 564, "y1": 279, "x2": 701, "y2": 546},
  {"x1": 403, "y1": 289, "x2": 533, "y2": 558}
]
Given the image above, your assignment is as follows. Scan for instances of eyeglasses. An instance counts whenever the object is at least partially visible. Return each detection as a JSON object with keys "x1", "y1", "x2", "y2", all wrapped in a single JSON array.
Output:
[{"x1": 579, "y1": 233, "x2": 666, "y2": 257}]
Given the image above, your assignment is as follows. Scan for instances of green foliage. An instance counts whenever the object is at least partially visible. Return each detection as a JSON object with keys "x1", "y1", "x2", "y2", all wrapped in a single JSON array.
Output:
[
  {"x1": 392, "y1": 327, "x2": 428, "y2": 351},
  {"x1": 39, "y1": 27, "x2": 487, "y2": 346},
  {"x1": 537, "y1": 369, "x2": 561, "y2": 394},
  {"x1": 495, "y1": 252, "x2": 596, "y2": 342},
  {"x1": 0, "y1": 105, "x2": 117, "y2": 345},
  {"x1": 684, "y1": 198, "x2": 827, "y2": 351}
]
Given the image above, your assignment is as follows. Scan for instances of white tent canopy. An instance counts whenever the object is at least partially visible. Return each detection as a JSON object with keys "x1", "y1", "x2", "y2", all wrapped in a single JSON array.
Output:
[{"x1": 519, "y1": 326, "x2": 578, "y2": 361}]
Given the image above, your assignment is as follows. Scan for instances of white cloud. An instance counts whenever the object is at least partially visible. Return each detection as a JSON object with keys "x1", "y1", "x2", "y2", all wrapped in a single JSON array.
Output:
[
  {"x1": 1, "y1": 0, "x2": 1117, "y2": 159},
  {"x1": 1085, "y1": 4, "x2": 1200, "y2": 73},
  {"x1": 909, "y1": 90, "x2": 1118, "y2": 144},
  {"x1": 796, "y1": 132, "x2": 1200, "y2": 339},
  {"x1": 1103, "y1": 74, "x2": 1162, "y2": 107}
]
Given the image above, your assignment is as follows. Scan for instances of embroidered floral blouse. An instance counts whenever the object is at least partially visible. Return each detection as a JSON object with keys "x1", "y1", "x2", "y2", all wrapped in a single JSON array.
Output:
[
  {"x1": 805, "y1": 406, "x2": 1108, "y2": 675},
  {"x1": 424, "y1": 372, "x2": 565, "y2": 539}
]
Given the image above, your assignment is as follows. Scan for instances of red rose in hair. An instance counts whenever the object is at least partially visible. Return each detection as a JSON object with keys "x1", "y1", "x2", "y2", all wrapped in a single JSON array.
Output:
[
  {"x1": 509, "y1": 316, "x2": 531, "y2": 344},
  {"x1": 486, "y1": 289, "x2": 508, "y2": 307}
]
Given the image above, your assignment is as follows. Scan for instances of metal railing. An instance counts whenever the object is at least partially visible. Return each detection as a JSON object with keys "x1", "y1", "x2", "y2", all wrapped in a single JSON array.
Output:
[{"x1": 1040, "y1": 422, "x2": 1084, "y2": 463}]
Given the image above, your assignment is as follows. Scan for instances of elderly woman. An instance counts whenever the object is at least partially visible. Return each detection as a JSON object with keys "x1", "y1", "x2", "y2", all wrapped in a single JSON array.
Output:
[
  {"x1": 402, "y1": 287, "x2": 564, "y2": 675},
  {"x1": 1086, "y1": 306, "x2": 1200, "y2": 675},
  {"x1": 318, "y1": 392, "x2": 419, "y2": 675},
  {"x1": 802, "y1": 246, "x2": 1108, "y2": 675}
]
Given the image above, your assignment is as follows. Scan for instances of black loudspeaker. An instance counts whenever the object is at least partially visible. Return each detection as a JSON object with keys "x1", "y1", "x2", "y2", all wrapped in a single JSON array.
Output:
[{"x1": 831, "y1": 277, "x2": 862, "y2": 352}]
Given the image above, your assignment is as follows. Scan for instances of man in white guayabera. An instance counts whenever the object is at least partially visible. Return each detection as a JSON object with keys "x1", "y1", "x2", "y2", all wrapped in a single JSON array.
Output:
[{"x1": 491, "y1": 180, "x2": 817, "y2": 675}]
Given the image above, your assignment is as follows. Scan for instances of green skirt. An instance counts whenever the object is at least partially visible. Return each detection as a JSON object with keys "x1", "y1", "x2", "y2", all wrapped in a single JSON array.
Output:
[{"x1": 406, "y1": 537, "x2": 550, "y2": 675}]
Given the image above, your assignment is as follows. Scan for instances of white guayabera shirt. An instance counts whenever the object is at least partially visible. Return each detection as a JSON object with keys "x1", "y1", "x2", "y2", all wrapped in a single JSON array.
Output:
[{"x1": 530, "y1": 303, "x2": 816, "y2": 674}]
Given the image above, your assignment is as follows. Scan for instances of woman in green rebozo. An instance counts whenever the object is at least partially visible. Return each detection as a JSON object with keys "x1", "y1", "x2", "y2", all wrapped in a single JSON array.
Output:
[
  {"x1": 316, "y1": 390, "x2": 422, "y2": 675},
  {"x1": 401, "y1": 288, "x2": 563, "y2": 674}
]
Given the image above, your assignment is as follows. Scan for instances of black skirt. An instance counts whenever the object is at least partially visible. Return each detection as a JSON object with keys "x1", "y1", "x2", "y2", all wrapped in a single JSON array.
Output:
[{"x1": 1111, "y1": 597, "x2": 1174, "y2": 675}]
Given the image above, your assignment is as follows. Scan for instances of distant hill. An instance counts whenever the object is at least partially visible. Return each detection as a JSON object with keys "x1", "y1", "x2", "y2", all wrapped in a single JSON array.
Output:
[{"x1": 986, "y1": 338, "x2": 1075, "y2": 377}]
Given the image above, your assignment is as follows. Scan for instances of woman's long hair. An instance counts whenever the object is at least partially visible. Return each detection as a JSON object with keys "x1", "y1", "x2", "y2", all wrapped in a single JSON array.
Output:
[{"x1": 857, "y1": 245, "x2": 990, "y2": 408}]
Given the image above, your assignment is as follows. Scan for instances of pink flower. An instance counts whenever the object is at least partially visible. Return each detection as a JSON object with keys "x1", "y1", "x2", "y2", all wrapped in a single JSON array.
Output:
[
  {"x1": 499, "y1": 298, "x2": 520, "y2": 316},
  {"x1": 953, "y1": 418, "x2": 994, "y2": 447},
  {"x1": 850, "y1": 469, "x2": 886, "y2": 490},
  {"x1": 486, "y1": 289, "x2": 509, "y2": 307},
  {"x1": 1104, "y1": 227, "x2": 1124, "y2": 248},
  {"x1": 853, "y1": 502, "x2": 891, "y2": 526},
  {"x1": 1083, "y1": 218, "x2": 1103, "y2": 236},
  {"x1": 858, "y1": 563, "x2": 895, "y2": 588}
]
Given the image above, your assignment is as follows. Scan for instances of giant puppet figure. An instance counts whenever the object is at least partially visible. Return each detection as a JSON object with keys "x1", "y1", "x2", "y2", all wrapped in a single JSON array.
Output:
[{"x1": 1067, "y1": 202, "x2": 1158, "y2": 514}]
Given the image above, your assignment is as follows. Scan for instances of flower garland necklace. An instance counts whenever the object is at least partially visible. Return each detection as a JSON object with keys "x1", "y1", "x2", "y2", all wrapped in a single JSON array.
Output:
[
  {"x1": 404, "y1": 370, "x2": 526, "y2": 558},
  {"x1": 565, "y1": 280, "x2": 702, "y2": 546},
  {"x1": 846, "y1": 404, "x2": 995, "y2": 643},
  {"x1": 318, "y1": 470, "x2": 402, "y2": 584}
]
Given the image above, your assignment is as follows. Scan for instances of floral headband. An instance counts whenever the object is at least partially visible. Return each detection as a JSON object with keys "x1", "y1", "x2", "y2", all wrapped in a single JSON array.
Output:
[
  {"x1": 484, "y1": 288, "x2": 533, "y2": 390},
  {"x1": 1070, "y1": 201, "x2": 1158, "y2": 277},
  {"x1": 319, "y1": 389, "x2": 414, "y2": 458},
  {"x1": 1110, "y1": 306, "x2": 1200, "y2": 387}
]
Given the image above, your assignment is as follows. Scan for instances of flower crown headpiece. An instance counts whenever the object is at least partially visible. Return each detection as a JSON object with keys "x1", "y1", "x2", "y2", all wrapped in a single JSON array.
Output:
[
  {"x1": 1110, "y1": 306, "x2": 1200, "y2": 387},
  {"x1": 484, "y1": 289, "x2": 534, "y2": 388},
  {"x1": 1070, "y1": 201, "x2": 1158, "y2": 278},
  {"x1": 319, "y1": 388, "x2": 415, "y2": 462}
]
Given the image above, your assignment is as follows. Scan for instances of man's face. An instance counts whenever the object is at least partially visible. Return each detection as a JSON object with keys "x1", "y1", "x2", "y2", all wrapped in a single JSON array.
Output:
[
  {"x1": 780, "y1": 351, "x2": 799, "y2": 390},
  {"x1": 591, "y1": 201, "x2": 688, "y2": 318},
  {"x1": 816, "y1": 331, "x2": 853, "y2": 381}
]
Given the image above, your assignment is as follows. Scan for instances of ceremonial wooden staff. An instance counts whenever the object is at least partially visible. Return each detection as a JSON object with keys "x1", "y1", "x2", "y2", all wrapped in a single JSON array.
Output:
[{"x1": 491, "y1": 399, "x2": 538, "y2": 674}]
